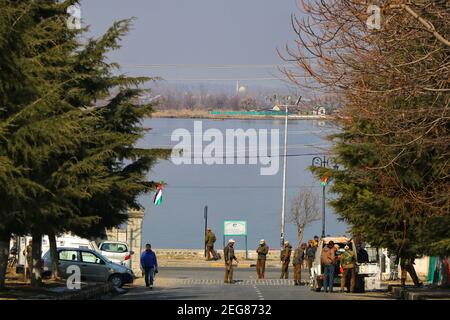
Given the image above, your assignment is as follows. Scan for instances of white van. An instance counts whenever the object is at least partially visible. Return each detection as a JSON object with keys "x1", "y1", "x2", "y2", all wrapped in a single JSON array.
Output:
[{"x1": 310, "y1": 236, "x2": 381, "y2": 292}]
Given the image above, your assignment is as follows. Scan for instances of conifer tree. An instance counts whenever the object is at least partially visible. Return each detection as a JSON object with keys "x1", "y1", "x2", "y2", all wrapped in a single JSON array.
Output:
[{"x1": 0, "y1": 0, "x2": 169, "y2": 288}]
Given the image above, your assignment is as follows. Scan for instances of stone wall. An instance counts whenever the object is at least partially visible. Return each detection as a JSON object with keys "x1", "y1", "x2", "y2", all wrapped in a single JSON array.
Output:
[
  {"x1": 153, "y1": 248, "x2": 281, "y2": 261},
  {"x1": 106, "y1": 208, "x2": 144, "y2": 274}
]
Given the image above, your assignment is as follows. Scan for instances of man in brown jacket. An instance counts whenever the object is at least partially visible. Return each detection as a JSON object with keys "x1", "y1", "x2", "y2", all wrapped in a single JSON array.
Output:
[
  {"x1": 224, "y1": 239, "x2": 239, "y2": 283},
  {"x1": 256, "y1": 239, "x2": 269, "y2": 279},
  {"x1": 321, "y1": 240, "x2": 338, "y2": 292},
  {"x1": 205, "y1": 228, "x2": 217, "y2": 261},
  {"x1": 280, "y1": 241, "x2": 292, "y2": 279}
]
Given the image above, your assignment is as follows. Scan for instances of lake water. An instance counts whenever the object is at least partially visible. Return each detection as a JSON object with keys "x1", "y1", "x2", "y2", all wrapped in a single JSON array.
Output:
[{"x1": 137, "y1": 118, "x2": 348, "y2": 250}]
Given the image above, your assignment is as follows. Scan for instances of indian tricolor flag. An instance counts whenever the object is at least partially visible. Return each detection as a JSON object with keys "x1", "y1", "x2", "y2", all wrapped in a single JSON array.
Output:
[{"x1": 153, "y1": 185, "x2": 163, "y2": 206}]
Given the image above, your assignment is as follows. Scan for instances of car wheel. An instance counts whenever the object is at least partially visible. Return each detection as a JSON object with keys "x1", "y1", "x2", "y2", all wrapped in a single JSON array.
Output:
[{"x1": 109, "y1": 274, "x2": 123, "y2": 288}]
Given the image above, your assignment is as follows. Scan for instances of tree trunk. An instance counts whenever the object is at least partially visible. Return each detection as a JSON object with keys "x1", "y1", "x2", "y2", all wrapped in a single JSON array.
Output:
[
  {"x1": 48, "y1": 231, "x2": 59, "y2": 280},
  {"x1": 0, "y1": 233, "x2": 11, "y2": 291},
  {"x1": 297, "y1": 225, "x2": 303, "y2": 247},
  {"x1": 30, "y1": 234, "x2": 42, "y2": 288}
]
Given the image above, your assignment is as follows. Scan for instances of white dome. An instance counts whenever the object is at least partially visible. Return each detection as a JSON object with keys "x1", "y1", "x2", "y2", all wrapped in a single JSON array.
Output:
[{"x1": 238, "y1": 86, "x2": 246, "y2": 93}]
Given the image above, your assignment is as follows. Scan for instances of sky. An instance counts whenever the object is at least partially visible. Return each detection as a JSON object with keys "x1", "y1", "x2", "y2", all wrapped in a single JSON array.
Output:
[{"x1": 80, "y1": 0, "x2": 301, "y2": 90}]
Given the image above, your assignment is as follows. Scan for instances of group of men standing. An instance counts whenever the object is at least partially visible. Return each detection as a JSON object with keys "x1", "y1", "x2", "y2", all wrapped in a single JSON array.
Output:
[
  {"x1": 320, "y1": 240, "x2": 357, "y2": 293},
  {"x1": 220, "y1": 233, "x2": 321, "y2": 285}
]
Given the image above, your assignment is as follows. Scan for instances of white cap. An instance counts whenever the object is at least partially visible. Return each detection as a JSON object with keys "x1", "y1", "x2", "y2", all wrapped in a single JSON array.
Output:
[
  {"x1": 260, "y1": 239, "x2": 265, "y2": 244},
  {"x1": 285, "y1": 241, "x2": 290, "y2": 245},
  {"x1": 228, "y1": 239, "x2": 235, "y2": 243}
]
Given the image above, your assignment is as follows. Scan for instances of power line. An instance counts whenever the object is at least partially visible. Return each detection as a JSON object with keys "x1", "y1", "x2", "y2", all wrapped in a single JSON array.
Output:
[
  {"x1": 164, "y1": 185, "x2": 322, "y2": 189},
  {"x1": 161, "y1": 77, "x2": 283, "y2": 82},
  {"x1": 121, "y1": 63, "x2": 293, "y2": 69}
]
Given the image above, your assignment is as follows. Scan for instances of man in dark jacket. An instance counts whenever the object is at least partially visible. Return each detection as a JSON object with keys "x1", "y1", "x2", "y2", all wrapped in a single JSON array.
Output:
[
  {"x1": 280, "y1": 241, "x2": 292, "y2": 279},
  {"x1": 140, "y1": 243, "x2": 158, "y2": 289},
  {"x1": 256, "y1": 239, "x2": 269, "y2": 279},
  {"x1": 205, "y1": 228, "x2": 217, "y2": 261},
  {"x1": 224, "y1": 239, "x2": 239, "y2": 283},
  {"x1": 305, "y1": 241, "x2": 316, "y2": 281},
  {"x1": 293, "y1": 243, "x2": 306, "y2": 285}
]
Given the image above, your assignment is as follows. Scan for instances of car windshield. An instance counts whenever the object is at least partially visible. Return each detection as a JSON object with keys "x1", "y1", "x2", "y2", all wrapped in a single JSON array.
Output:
[{"x1": 100, "y1": 242, "x2": 128, "y2": 253}]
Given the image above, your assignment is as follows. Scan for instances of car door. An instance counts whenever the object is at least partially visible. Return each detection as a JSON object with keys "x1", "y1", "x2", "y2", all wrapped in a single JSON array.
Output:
[
  {"x1": 57, "y1": 250, "x2": 81, "y2": 280},
  {"x1": 79, "y1": 251, "x2": 109, "y2": 283}
]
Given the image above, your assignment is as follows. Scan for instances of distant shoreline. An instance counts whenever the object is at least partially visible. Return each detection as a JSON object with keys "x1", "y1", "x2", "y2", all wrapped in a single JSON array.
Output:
[{"x1": 152, "y1": 109, "x2": 335, "y2": 121}]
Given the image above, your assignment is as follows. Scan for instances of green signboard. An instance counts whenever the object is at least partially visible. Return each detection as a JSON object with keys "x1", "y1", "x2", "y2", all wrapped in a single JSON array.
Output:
[
  {"x1": 223, "y1": 220, "x2": 248, "y2": 259},
  {"x1": 223, "y1": 220, "x2": 247, "y2": 236}
]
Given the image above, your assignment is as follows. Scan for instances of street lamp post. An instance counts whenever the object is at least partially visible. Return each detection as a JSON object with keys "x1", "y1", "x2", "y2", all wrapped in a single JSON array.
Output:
[
  {"x1": 311, "y1": 156, "x2": 338, "y2": 238},
  {"x1": 273, "y1": 95, "x2": 302, "y2": 249}
]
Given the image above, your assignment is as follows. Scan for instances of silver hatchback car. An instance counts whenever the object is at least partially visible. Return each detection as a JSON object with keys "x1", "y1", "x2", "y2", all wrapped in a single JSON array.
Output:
[{"x1": 43, "y1": 247, "x2": 134, "y2": 287}]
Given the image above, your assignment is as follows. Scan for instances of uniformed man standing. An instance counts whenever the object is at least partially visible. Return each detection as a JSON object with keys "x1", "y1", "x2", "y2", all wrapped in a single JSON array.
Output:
[
  {"x1": 339, "y1": 245, "x2": 356, "y2": 292},
  {"x1": 280, "y1": 241, "x2": 292, "y2": 279},
  {"x1": 292, "y1": 244, "x2": 305, "y2": 285},
  {"x1": 224, "y1": 239, "x2": 238, "y2": 284},
  {"x1": 256, "y1": 239, "x2": 269, "y2": 279},
  {"x1": 205, "y1": 228, "x2": 217, "y2": 261},
  {"x1": 23, "y1": 239, "x2": 32, "y2": 281}
]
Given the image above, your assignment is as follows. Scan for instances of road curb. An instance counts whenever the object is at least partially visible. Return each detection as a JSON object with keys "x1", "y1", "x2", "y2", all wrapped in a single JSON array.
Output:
[
  {"x1": 389, "y1": 285, "x2": 450, "y2": 300},
  {"x1": 56, "y1": 283, "x2": 114, "y2": 300}
]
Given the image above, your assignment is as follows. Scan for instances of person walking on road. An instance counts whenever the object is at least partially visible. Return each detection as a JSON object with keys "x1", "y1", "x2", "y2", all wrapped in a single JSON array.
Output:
[
  {"x1": 140, "y1": 243, "x2": 158, "y2": 289},
  {"x1": 321, "y1": 240, "x2": 337, "y2": 292},
  {"x1": 293, "y1": 243, "x2": 305, "y2": 285},
  {"x1": 400, "y1": 254, "x2": 423, "y2": 287},
  {"x1": 280, "y1": 241, "x2": 292, "y2": 279},
  {"x1": 205, "y1": 228, "x2": 217, "y2": 261},
  {"x1": 256, "y1": 239, "x2": 269, "y2": 279},
  {"x1": 224, "y1": 239, "x2": 239, "y2": 284},
  {"x1": 339, "y1": 245, "x2": 356, "y2": 293}
]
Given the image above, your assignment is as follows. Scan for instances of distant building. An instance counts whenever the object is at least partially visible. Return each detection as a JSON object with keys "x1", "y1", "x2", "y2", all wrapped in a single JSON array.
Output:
[{"x1": 312, "y1": 106, "x2": 327, "y2": 116}]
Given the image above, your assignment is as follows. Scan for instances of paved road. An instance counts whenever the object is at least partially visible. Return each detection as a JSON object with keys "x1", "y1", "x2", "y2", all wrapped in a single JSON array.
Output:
[{"x1": 116, "y1": 267, "x2": 391, "y2": 300}]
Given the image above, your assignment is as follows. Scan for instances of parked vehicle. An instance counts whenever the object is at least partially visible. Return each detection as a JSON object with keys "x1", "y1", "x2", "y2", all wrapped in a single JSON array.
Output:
[
  {"x1": 310, "y1": 236, "x2": 381, "y2": 292},
  {"x1": 98, "y1": 241, "x2": 134, "y2": 268},
  {"x1": 42, "y1": 247, "x2": 134, "y2": 287}
]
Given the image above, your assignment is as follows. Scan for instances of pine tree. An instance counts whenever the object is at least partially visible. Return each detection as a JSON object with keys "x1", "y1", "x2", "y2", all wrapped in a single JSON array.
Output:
[{"x1": 0, "y1": 0, "x2": 169, "y2": 288}]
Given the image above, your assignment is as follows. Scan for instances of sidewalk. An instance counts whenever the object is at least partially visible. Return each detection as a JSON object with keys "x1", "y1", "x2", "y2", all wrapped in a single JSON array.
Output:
[
  {"x1": 1, "y1": 275, "x2": 114, "y2": 300},
  {"x1": 388, "y1": 284, "x2": 450, "y2": 300}
]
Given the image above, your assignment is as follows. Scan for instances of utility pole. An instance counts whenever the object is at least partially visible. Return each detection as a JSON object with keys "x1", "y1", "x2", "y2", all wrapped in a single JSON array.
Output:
[
  {"x1": 278, "y1": 96, "x2": 301, "y2": 249},
  {"x1": 280, "y1": 102, "x2": 289, "y2": 248}
]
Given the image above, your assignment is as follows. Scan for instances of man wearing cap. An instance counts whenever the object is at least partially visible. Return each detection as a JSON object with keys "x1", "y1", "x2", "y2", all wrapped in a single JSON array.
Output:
[
  {"x1": 205, "y1": 228, "x2": 217, "y2": 261},
  {"x1": 293, "y1": 243, "x2": 306, "y2": 285},
  {"x1": 280, "y1": 241, "x2": 292, "y2": 279},
  {"x1": 256, "y1": 239, "x2": 269, "y2": 279},
  {"x1": 339, "y1": 244, "x2": 356, "y2": 292},
  {"x1": 224, "y1": 239, "x2": 239, "y2": 284}
]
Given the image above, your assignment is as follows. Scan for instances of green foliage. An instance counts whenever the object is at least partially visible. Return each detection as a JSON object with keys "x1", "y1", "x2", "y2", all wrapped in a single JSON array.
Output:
[{"x1": 0, "y1": 0, "x2": 170, "y2": 242}]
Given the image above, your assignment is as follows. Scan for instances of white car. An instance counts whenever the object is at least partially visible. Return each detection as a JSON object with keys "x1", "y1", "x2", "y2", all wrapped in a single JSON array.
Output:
[{"x1": 97, "y1": 241, "x2": 134, "y2": 268}]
